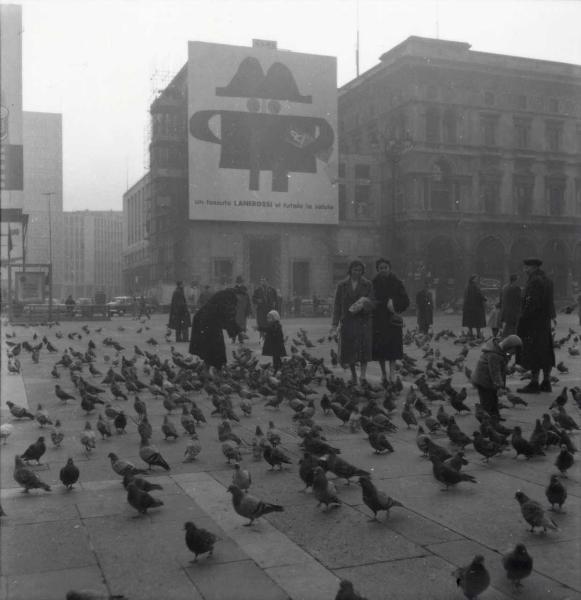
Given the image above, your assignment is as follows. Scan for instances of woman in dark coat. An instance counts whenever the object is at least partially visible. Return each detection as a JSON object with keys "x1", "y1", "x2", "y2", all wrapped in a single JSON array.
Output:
[
  {"x1": 168, "y1": 281, "x2": 191, "y2": 342},
  {"x1": 372, "y1": 258, "x2": 410, "y2": 384},
  {"x1": 262, "y1": 310, "x2": 287, "y2": 371},
  {"x1": 415, "y1": 281, "x2": 433, "y2": 334},
  {"x1": 189, "y1": 289, "x2": 241, "y2": 369},
  {"x1": 331, "y1": 260, "x2": 374, "y2": 384},
  {"x1": 462, "y1": 275, "x2": 486, "y2": 337}
]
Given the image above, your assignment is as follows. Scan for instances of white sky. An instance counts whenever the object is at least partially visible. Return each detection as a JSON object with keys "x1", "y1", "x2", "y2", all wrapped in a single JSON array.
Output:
[{"x1": 14, "y1": 0, "x2": 581, "y2": 211}]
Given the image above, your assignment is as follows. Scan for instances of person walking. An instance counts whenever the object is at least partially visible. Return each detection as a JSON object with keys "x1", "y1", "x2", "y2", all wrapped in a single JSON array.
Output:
[
  {"x1": 516, "y1": 257, "x2": 556, "y2": 394},
  {"x1": 487, "y1": 301, "x2": 502, "y2": 338},
  {"x1": 262, "y1": 310, "x2": 287, "y2": 371},
  {"x1": 415, "y1": 281, "x2": 433, "y2": 335},
  {"x1": 233, "y1": 275, "x2": 252, "y2": 342},
  {"x1": 189, "y1": 288, "x2": 241, "y2": 369},
  {"x1": 252, "y1": 276, "x2": 279, "y2": 338},
  {"x1": 331, "y1": 260, "x2": 374, "y2": 385},
  {"x1": 471, "y1": 334, "x2": 522, "y2": 419},
  {"x1": 462, "y1": 275, "x2": 486, "y2": 338},
  {"x1": 499, "y1": 274, "x2": 521, "y2": 336},
  {"x1": 371, "y1": 258, "x2": 410, "y2": 385},
  {"x1": 168, "y1": 281, "x2": 191, "y2": 342}
]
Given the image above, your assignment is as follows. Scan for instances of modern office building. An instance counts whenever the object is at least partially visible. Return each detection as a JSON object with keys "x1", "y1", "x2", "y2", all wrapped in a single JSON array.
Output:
[{"x1": 62, "y1": 210, "x2": 123, "y2": 300}]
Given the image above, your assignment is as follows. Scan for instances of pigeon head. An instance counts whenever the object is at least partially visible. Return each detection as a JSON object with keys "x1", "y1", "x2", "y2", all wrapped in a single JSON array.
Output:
[
  {"x1": 107, "y1": 452, "x2": 118, "y2": 461},
  {"x1": 472, "y1": 555, "x2": 485, "y2": 566},
  {"x1": 184, "y1": 521, "x2": 196, "y2": 531},
  {"x1": 514, "y1": 491, "x2": 529, "y2": 504},
  {"x1": 514, "y1": 543, "x2": 528, "y2": 556}
]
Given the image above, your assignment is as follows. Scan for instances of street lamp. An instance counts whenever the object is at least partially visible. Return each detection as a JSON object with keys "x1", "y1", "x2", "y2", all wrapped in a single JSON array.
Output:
[
  {"x1": 42, "y1": 192, "x2": 54, "y2": 321},
  {"x1": 374, "y1": 132, "x2": 414, "y2": 266}
]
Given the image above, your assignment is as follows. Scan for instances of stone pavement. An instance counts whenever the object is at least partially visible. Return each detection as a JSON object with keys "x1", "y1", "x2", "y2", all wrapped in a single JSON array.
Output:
[{"x1": 0, "y1": 313, "x2": 580, "y2": 600}]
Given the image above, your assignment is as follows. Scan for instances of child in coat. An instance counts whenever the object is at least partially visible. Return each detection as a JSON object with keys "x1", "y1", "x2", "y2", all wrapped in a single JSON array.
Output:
[
  {"x1": 262, "y1": 310, "x2": 287, "y2": 371},
  {"x1": 487, "y1": 301, "x2": 502, "y2": 337}
]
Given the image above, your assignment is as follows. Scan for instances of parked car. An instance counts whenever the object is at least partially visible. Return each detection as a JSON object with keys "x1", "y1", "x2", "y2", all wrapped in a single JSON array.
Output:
[{"x1": 106, "y1": 296, "x2": 134, "y2": 316}]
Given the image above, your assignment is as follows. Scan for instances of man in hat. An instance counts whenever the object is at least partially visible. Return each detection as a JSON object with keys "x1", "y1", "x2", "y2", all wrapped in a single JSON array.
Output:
[
  {"x1": 516, "y1": 258, "x2": 556, "y2": 393},
  {"x1": 168, "y1": 281, "x2": 191, "y2": 342}
]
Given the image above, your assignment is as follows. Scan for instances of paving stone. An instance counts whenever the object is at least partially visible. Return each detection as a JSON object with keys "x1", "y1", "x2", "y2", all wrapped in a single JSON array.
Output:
[
  {"x1": 0, "y1": 489, "x2": 78, "y2": 525},
  {"x1": 527, "y1": 539, "x2": 581, "y2": 593},
  {"x1": 427, "y1": 538, "x2": 577, "y2": 599},
  {"x1": 266, "y1": 560, "x2": 340, "y2": 600},
  {"x1": 74, "y1": 485, "x2": 128, "y2": 518},
  {"x1": 1, "y1": 520, "x2": 95, "y2": 576},
  {"x1": 184, "y1": 559, "x2": 288, "y2": 600},
  {"x1": 334, "y1": 555, "x2": 512, "y2": 600},
  {"x1": 5, "y1": 566, "x2": 107, "y2": 600}
]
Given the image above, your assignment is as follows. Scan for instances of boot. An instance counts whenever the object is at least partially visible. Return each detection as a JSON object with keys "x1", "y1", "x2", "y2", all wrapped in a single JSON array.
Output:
[
  {"x1": 517, "y1": 381, "x2": 540, "y2": 394},
  {"x1": 539, "y1": 380, "x2": 552, "y2": 393}
]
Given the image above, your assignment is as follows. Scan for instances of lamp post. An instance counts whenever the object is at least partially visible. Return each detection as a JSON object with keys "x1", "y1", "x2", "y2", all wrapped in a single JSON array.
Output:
[
  {"x1": 375, "y1": 132, "x2": 414, "y2": 266},
  {"x1": 42, "y1": 192, "x2": 54, "y2": 321}
]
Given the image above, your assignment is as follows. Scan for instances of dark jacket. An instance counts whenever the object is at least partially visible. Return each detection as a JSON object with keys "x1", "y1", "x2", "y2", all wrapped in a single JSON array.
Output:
[
  {"x1": 262, "y1": 321, "x2": 287, "y2": 358},
  {"x1": 372, "y1": 273, "x2": 409, "y2": 361},
  {"x1": 252, "y1": 285, "x2": 279, "y2": 331},
  {"x1": 462, "y1": 281, "x2": 486, "y2": 328},
  {"x1": 332, "y1": 276, "x2": 374, "y2": 365},
  {"x1": 189, "y1": 289, "x2": 241, "y2": 369},
  {"x1": 168, "y1": 286, "x2": 190, "y2": 330},
  {"x1": 471, "y1": 339, "x2": 509, "y2": 390},
  {"x1": 516, "y1": 269, "x2": 555, "y2": 370},
  {"x1": 416, "y1": 289, "x2": 433, "y2": 329},
  {"x1": 499, "y1": 282, "x2": 521, "y2": 327}
]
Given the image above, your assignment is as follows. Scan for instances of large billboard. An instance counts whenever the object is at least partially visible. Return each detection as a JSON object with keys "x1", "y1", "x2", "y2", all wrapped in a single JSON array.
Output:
[
  {"x1": 188, "y1": 41, "x2": 338, "y2": 224},
  {"x1": 0, "y1": 4, "x2": 24, "y2": 204}
]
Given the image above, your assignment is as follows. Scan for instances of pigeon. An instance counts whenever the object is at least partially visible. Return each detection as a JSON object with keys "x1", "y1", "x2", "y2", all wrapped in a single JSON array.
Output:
[
  {"x1": 549, "y1": 387, "x2": 568, "y2": 410},
  {"x1": 430, "y1": 455, "x2": 477, "y2": 491},
  {"x1": 55, "y1": 384, "x2": 76, "y2": 403},
  {"x1": 139, "y1": 437, "x2": 170, "y2": 471},
  {"x1": 13, "y1": 455, "x2": 51, "y2": 492},
  {"x1": 426, "y1": 438, "x2": 452, "y2": 462},
  {"x1": 368, "y1": 431, "x2": 394, "y2": 454},
  {"x1": 472, "y1": 431, "x2": 503, "y2": 462},
  {"x1": 184, "y1": 521, "x2": 218, "y2": 562},
  {"x1": 122, "y1": 474, "x2": 162, "y2": 492},
  {"x1": 126, "y1": 481, "x2": 163, "y2": 515},
  {"x1": 161, "y1": 415, "x2": 179, "y2": 440},
  {"x1": 80, "y1": 422, "x2": 97, "y2": 454},
  {"x1": 21, "y1": 436, "x2": 46, "y2": 464},
  {"x1": 232, "y1": 463, "x2": 252, "y2": 491},
  {"x1": 555, "y1": 444, "x2": 574, "y2": 477},
  {"x1": 415, "y1": 425, "x2": 430, "y2": 457},
  {"x1": 50, "y1": 420, "x2": 64, "y2": 447},
  {"x1": 335, "y1": 579, "x2": 368, "y2": 600},
  {"x1": 298, "y1": 452, "x2": 321, "y2": 492},
  {"x1": 0, "y1": 423, "x2": 14, "y2": 444},
  {"x1": 511, "y1": 426, "x2": 544, "y2": 459},
  {"x1": 312, "y1": 466, "x2": 341, "y2": 510},
  {"x1": 358, "y1": 476, "x2": 403, "y2": 521},
  {"x1": 454, "y1": 554, "x2": 490, "y2": 600},
  {"x1": 137, "y1": 414, "x2": 153, "y2": 439},
  {"x1": 515, "y1": 490, "x2": 558, "y2": 532},
  {"x1": 222, "y1": 440, "x2": 242, "y2": 464},
  {"x1": 114, "y1": 411, "x2": 128, "y2": 434},
  {"x1": 6, "y1": 401, "x2": 34, "y2": 420},
  {"x1": 60, "y1": 458, "x2": 80, "y2": 490},
  {"x1": 502, "y1": 543, "x2": 533, "y2": 590},
  {"x1": 545, "y1": 474, "x2": 567, "y2": 512},
  {"x1": 262, "y1": 444, "x2": 292, "y2": 470},
  {"x1": 322, "y1": 451, "x2": 370, "y2": 484},
  {"x1": 401, "y1": 401, "x2": 418, "y2": 428},
  {"x1": 108, "y1": 452, "x2": 147, "y2": 478},
  {"x1": 183, "y1": 438, "x2": 202, "y2": 462},
  {"x1": 35, "y1": 403, "x2": 53, "y2": 428},
  {"x1": 443, "y1": 451, "x2": 469, "y2": 472},
  {"x1": 227, "y1": 484, "x2": 284, "y2": 525}
]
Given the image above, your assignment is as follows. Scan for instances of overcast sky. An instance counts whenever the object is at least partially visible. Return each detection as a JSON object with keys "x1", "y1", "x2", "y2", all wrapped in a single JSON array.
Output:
[{"x1": 15, "y1": 0, "x2": 581, "y2": 211}]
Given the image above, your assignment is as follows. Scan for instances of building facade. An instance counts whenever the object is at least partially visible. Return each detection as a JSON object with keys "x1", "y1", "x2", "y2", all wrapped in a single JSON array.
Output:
[
  {"x1": 62, "y1": 211, "x2": 123, "y2": 300},
  {"x1": 122, "y1": 172, "x2": 151, "y2": 295},
  {"x1": 339, "y1": 36, "x2": 581, "y2": 302}
]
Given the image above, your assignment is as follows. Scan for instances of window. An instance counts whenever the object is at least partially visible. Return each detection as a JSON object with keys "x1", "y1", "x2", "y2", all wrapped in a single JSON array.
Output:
[
  {"x1": 354, "y1": 164, "x2": 370, "y2": 179},
  {"x1": 514, "y1": 118, "x2": 531, "y2": 149},
  {"x1": 546, "y1": 122, "x2": 563, "y2": 152},
  {"x1": 354, "y1": 184, "x2": 371, "y2": 218},
  {"x1": 546, "y1": 180, "x2": 565, "y2": 216},
  {"x1": 480, "y1": 180, "x2": 500, "y2": 214},
  {"x1": 338, "y1": 184, "x2": 347, "y2": 220},
  {"x1": 426, "y1": 107, "x2": 440, "y2": 143},
  {"x1": 443, "y1": 109, "x2": 457, "y2": 144},
  {"x1": 481, "y1": 117, "x2": 498, "y2": 146},
  {"x1": 213, "y1": 259, "x2": 233, "y2": 284}
]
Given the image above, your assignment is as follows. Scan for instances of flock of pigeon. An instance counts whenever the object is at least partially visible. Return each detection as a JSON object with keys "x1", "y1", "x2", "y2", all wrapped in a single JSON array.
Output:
[{"x1": 1, "y1": 316, "x2": 580, "y2": 600}]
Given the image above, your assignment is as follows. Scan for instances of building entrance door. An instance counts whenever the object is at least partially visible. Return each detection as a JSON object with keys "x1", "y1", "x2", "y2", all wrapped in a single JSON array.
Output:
[{"x1": 248, "y1": 237, "x2": 280, "y2": 287}]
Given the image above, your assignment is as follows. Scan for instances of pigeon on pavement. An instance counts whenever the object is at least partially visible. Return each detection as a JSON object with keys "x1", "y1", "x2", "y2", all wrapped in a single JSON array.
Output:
[
  {"x1": 126, "y1": 480, "x2": 163, "y2": 515},
  {"x1": 335, "y1": 579, "x2": 368, "y2": 600},
  {"x1": 60, "y1": 458, "x2": 80, "y2": 490},
  {"x1": 430, "y1": 455, "x2": 477, "y2": 491},
  {"x1": 502, "y1": 543, "x2": 533, "y2": 590},
  {"x1": 515, "y1": 490, "x2": 558, "y2": 532},
  {"x1": 6, "y1": 401, "x2": 34, "y2": 420},
  {"x1": 13, "y1": 456, "x2": 51, "y2": 493},
  {"x1": 358, "y1": 476, "x2": 403, "y2": 521},
  {"x1": 20, "y1": 436, "x2": 46, "y2": 464},
  {"x1": 545, "y1": 474, "x2": 567, "y2": 512},
  {"x1": 312, "y1": 466, "x2": 341, "y2": 510},
  {"x1": 226, "y1": 484, "x2": 284, "y2": 525},
  {"x1": 454, "y1": 554, "x2": 490, "y2": 599},
  {"x1": 184, "y1": 521, "x2": 218, "y2": 562}
]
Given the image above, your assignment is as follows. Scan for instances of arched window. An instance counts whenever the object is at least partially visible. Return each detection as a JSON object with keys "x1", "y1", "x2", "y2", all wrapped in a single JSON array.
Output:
[{"x1": 426, "y1": 107, "x2": 440, "y2": 143}]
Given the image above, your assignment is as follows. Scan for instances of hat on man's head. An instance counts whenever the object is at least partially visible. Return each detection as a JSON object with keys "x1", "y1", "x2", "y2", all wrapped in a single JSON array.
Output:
[
  {"x1": 523, "y1": 257, "x2": 542, "y2": 267},
  {"x1": 499, "y1": 334, "x2": 522, "y2": 351}
]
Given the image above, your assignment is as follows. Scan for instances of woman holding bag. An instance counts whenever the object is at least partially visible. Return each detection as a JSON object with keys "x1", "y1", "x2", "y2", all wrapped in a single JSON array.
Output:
[
  {"x1": 372, "y1": 258, "x2": 409, "y2": 385},
  {"x1": 331, "y1": 260, "x2": 374, "y2": 385}
]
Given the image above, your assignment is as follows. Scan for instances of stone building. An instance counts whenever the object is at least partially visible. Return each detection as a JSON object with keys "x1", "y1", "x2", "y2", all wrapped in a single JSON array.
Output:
[{"x1": 339, "y1": 36, "x2": 581, "y2": 302}]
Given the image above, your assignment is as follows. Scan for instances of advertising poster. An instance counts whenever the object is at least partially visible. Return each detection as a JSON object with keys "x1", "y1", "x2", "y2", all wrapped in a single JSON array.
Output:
[
  {"x1": 188, "y1": 41, "x2": 338, "y2": 224},
  {"x1": 15, "y1": 271, "x2": 45, "y2": 303}
]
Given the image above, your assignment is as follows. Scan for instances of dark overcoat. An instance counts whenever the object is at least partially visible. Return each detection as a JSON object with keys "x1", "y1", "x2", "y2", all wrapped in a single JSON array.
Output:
[
  {"x1": 262, "y1": 321, "x2": 287, "y2": 358},
  {"x1": 462, "y1": 281, "x2": 486, "y2": 328},
  {"x1": 189, "y1": 289, "x2": 242, "y2": 369},
  {"x1": 516, "y1": 269, "x2": 556, "y2": 370},
  {"x1": 499, "y1": 282, "x2": 522, "y2": 334},
  {"x1": 372, "y1": 273, "x2": 410, "y2": 361},
  {"x1": 252, "y1": 285, "x2": 279, "y2": 332},
  {"x1": 168, "y1": 287, "x2": 191, "y2": 330},
  {"x1": 332, "y1": 277, "x2": 374, "y2": 365},
  {"x1": 416, "y1": 289, "x2": 433, "y2": 332}
]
